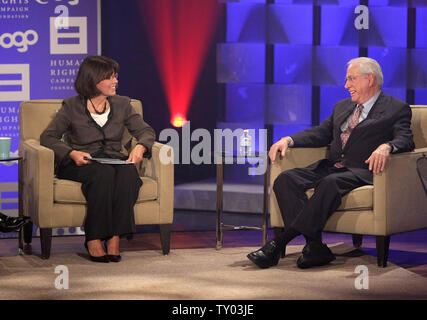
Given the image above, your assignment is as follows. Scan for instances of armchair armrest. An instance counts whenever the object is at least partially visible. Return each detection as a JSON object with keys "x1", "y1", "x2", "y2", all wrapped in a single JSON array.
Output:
[
  {"x1": 373, "y1": 147, "x2": 427, "y2": 235},
  {"x1": 141, "y1": 142, "x2": 174, "y2": 224},
  {"x1": 19, "y1": 139, "x2": 55, "y2": 227},
  {"x1": 269, "y1": 147, "x2": 328, "y2": 227}
]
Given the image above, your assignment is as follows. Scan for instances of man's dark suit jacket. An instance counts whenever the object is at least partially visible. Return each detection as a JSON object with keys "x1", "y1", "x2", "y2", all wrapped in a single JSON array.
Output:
[{"x1": 290, "y1": 91, "x2": 415, "y2": 184}]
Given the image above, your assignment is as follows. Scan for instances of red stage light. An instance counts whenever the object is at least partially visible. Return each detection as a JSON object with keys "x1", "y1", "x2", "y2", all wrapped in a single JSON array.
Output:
[
  {"x1": 138, "y1": 0, "x2": 221, "y2": 126},
  {"x1": 172, "y1": 114, "x2": 187, "y2": 128}
]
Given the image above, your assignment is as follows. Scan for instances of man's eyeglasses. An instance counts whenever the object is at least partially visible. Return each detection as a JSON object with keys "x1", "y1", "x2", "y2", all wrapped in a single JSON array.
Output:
[{"x1": 345, "y1": 74, "x2": 367, "y2": 84}]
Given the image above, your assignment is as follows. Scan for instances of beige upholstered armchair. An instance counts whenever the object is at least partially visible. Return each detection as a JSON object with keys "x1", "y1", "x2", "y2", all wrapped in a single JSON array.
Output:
[
  {"x1": 269, "y1": 105, "x2": 427, "y2": 267},
  {"x1": 18, "y1": 99, "x2": 174, "y2": 259}
]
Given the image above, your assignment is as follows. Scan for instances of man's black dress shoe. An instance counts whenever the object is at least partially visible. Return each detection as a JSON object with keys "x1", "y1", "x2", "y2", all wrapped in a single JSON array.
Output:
[
  {"x1": 84, "y1": 242, "x2": 109, "y2": 263},
  {"x1": 247, "y1": 239, "x2": 284, "y2": 269},
  {"x1": 297, "y1": 242, "x2": 335, "y2": 269},
  {"x1": 0, "y1": 212, "x2": 30, "y2": 233}
]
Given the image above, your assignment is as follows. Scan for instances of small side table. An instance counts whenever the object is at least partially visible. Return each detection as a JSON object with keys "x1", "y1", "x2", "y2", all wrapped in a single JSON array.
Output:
[{"x1": 215, "y1": 152, "x2": 270, "y2": 250}]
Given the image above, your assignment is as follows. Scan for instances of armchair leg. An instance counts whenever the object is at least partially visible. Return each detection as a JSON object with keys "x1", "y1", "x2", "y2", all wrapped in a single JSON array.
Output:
[
  {"x1": 24, "y1": 221, "x2": 33, "y2": 244},
  {"x1": 159, "y1": 224, "x2": 171, "y2": 255},
  {"x1": 352, "y1": 234, "x2": 363, "y2": 249},
  {"x1": 19, "y1": 221, "x2": 33, "y2": 252},
  {"x1": 376, "y1": 236, "x2": 391, "y2": 268},
  {"x1": 273, "y1": 227, "x2": 286, "y2": 258},
  {"x1": 40, "y1": 228, "x2": 52, "y2": 260}
]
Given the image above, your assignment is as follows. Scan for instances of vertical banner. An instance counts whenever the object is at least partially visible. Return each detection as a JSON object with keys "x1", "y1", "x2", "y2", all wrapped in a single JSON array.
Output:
[{"x1": 0, "y1": 0, "x2": 100, "y2": 236}]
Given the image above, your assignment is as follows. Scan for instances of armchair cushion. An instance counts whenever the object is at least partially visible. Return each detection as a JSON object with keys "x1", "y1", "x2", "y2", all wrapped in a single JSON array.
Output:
[
  {"x1": 306, "y1": 185, "x2": 373, "y2": 211},
  {"x1": 53, "y1": 176, "x2": 158, "y2": 205}
]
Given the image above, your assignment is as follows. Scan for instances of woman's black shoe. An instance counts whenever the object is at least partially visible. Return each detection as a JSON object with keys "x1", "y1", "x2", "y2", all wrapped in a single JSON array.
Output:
[
  {"x1": 84, "y1": 241, "x2": 109, "y2": 263},
  {"x1": 247, "y1": 240, "x2": 284, "y2": 269},
  {"x1": 104, "y1": 241, "x2": 122, "y2": 263}
]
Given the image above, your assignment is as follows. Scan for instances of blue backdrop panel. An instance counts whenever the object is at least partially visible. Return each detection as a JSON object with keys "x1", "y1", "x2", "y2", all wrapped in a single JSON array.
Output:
[
  {"x1": 416, "y1": 8, "x2": 427, "y2": 48},
  {"x1": 321, "y1": 6, "x2": 407, "y2": 47},
  {"x1": 414, "y1": 89, "x2": 427, "y2": 105},
  {"x1": 278, "y1": 1, "x2": 359, "y2": 4},
  {"x1": 381, "y1": 88, "x2": 407, "y2": 102},
  {"x1": 409, "y1": 49, "x2": 427, "y2": 89},
  {"x1": 274, "y1": 0, "x2": 314, "y2": 3},
  {"x1": 368, "y1": 47, "x2": 407, "y2": 88},
  {"x1": 219, "y1": 0, "x2": 265, "y2": 3},
  {"x1": 314, "y1": 46, "x2": 358, "y2": 86},
  {"x1": 267, "y1": 85, "x2": 312, "y2": 126},
  {"x1": 274, "y1": 45, "x2": 313, "y2": 85},
  {"x1": 226, "y1": 3, "x2": 266, "y2": 43},
  {"x1": 319, "y1": 86, "x2": 349, "y2": 122},
  {"x1": 217, "y1": 43, "x2": 265, "y2": 83},
  {"x1": 225, "y1": 84, "x2": 265, "y2": 123},
  {"x1": 412, "y1": 0, "x2": 427, "y2": 6},
  {"x1": 363, "y1": 7, "x2": 407, "y2": 48},
  {"x1": 273, "y1": 124, "x2": 311, "y2": 143},
  {"x1": 268, "y1": 4, "x2": 313, "y2": 44},
  {"x1": 321, "y1": 5, "x2": 358, "y2": 46},
  {"x1": 368, "y1": 0, "x2": 408, "y2": 5},
  {"x1": 317, "y1": 0, "x2": 359, "y2": 4}
]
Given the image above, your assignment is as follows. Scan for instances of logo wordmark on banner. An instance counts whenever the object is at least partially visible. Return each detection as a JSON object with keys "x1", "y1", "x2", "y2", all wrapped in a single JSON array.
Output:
[{"x1": 0, "y1": 30, "x2": 39, "y2": 53}]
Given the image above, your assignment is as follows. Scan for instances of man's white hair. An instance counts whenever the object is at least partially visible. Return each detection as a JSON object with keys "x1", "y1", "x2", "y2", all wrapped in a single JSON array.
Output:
[{"x1": 347, "y1": 57, "x2": 383, "y2": 88}]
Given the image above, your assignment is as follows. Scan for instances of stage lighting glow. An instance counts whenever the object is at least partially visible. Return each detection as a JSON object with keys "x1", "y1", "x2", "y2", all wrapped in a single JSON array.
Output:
[
  {"x1": 138, "y1": 0, "x2": 221, "y2": 126},
  {"x1": 172, "y1": 114, "x2": 187, "y2": 128}
]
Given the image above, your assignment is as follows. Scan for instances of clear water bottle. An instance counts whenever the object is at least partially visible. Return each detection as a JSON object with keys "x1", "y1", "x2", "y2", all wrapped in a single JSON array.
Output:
[{"x1": 239, "y1": 129, "x2": 252, "y2": 156}]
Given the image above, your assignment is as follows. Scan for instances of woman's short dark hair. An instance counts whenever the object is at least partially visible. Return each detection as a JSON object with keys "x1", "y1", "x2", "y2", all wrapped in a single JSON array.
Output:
[{"x1": 74, "y1": 55, "x2": 120, "y2": 98}]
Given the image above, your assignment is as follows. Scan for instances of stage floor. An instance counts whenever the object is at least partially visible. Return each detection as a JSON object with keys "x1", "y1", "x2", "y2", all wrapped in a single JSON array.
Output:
[{"x1": 1, "y1": 227, "x2": 426, "y2": 279}]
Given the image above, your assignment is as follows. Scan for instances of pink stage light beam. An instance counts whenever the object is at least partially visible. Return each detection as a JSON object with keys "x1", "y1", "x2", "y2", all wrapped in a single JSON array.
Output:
[{"x1": 138, "y1": 0, "x2": 221, "y2": 127}]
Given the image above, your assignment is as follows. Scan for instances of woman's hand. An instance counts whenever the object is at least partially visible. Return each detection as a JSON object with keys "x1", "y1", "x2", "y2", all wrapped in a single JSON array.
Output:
[
  {"x1": 69, "y1": 150, "x2": 92, "y2": 166},
  {"x1": 127, "y1": 144, "x2": 146, "y2": 164}
]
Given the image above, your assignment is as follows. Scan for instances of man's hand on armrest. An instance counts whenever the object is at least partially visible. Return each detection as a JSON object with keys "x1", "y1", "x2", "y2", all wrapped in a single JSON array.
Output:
[
  {"x1": 364, "y1": 143, "x2": 392, "y2": 174},
  {"x1": 268, "y1": 137, "x2": 292, "y2": 164}
]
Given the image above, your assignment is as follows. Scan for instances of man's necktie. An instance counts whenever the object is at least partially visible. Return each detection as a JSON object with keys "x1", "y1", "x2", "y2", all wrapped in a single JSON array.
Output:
[{"x1": 335, "y1": 104, "x2": 364, "y2": 168}]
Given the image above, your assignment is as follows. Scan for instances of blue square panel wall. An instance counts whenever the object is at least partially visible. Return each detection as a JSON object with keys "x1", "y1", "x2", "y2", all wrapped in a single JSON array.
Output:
[
  {"x1": 225, "y1": 84, "x2": 266, "y2": 123},
  {"x1": 409, "y1": 49, "x2": 427, "y2": 89},
  {"x1": 226, "y1": 3, "x2": 266, "y2": 43},
  {"x1": 314, "y1": 46, "x2": 359, "y2": 86},
  {"x1": 268, "y1": 4, "x2": 313, "y2": 45},
  {"x1": 317, "y1": 0, "x2": 359, "y2": 4},
  {"x1": 319, "y1": 85, "x2": 349, "y2": 122},
  {"x1": 368, "y1": 0, "x2": 408, "y2": 5},
  {"x1": 219, "y1": 0, "x2": 266, "y2": 3},
  {"x1": 274, "y1": 45, "x2": 313, "y2": 85},
  {"x1": 321, "y1": 5, "x2": 359, "y2": 46},
  {"x1": 274, "y1": 0, "x2": 314, "y2": 4},
  {"x1": 360, "y1": 7, "x2": 407, "y2": 48},
  {"x1": 412, "y1": 0, "x2": 427, "y2": 6},
  {"x1": 266, "y1": 85, "x2": 312, "y2": 126},
  {"x1": 414, "y1": 89, "x2": 427, "y2": 105},
  {"x1": 321, "y1": 6, "x2": 407, "y2": 48},
  {"x1": 273, "y1": 124, "x2": 312, "y2": 143},
  {"x1": 217, "y1": 43, "x2": 265, "y2": 83},
  {"x1": 368, "y1": 47, "x2": 407, "y2": 88},
  {"x1": 416, "y1": 8, "x2": 427, "y2": 48},
  {"x1": 381, "y1": 88, "x2": 407, "y2": 102}
]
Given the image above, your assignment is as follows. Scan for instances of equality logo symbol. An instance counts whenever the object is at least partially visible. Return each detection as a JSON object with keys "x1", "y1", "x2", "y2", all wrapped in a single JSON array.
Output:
[
  {"x1": 50, "y1": 16, "x2": 87, "y2": 55},
  {"x1": 0, "y1": 30, "x2": 39, "y2": 53},
  {"x1": 0, "y1": 64, "x2": 30, "y2": 102}
]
